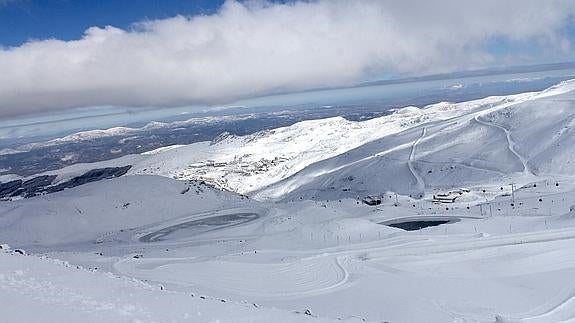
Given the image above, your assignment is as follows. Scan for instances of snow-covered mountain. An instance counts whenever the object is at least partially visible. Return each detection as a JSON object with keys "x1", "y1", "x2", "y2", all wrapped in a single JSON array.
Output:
[
  {"x1": 255, "y1": 80, "x2": 575, "y2": 200},
  {"x1": 4, "y1": 80, "x2": 575, "y2": 203},
  {"x1": 6, "y1": 78, "x2": 558, "y2": 203},
  {"x1": 5, "y1": 80, "x2": 575, "y2": 322},
  {"x1": 116, "y1": 80, "x2": 574, "y2": 201}
]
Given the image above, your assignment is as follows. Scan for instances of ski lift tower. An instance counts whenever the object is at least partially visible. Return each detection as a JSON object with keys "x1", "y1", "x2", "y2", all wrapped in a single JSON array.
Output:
[{"x1": 509, "y1": 183, "x2": 516, "y2": 205}]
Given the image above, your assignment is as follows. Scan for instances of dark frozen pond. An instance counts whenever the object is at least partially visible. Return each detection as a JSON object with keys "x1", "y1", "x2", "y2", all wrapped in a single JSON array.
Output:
[
  {"x1": 140, "y1": 213, "x2": 259, "y2": 242},
  {"x1": 381, "y1": 217, "x2": 460, "y2": 231}
]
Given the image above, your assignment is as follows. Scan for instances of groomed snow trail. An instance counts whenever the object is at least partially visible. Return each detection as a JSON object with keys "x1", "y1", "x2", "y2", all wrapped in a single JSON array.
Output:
[
  {"x1": 0, "y1": 252, "x2": 338, "y2": 323},
  {"x1": 407, "y1": 127, "x2": 426, "y2": 193},
  {"x1": 114, "y1": 255, "x2": 349, "y2": 298},
  {"x1": 474, "y1": 113, "x2": 533, "y2": 176}
]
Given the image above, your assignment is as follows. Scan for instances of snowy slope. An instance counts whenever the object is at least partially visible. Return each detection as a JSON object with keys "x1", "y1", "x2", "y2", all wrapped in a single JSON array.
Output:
[
  {"x1": 0, "y1": 250, "x2": 337, "y2": 323},
  {"x1": 4, "y1": 81, "x2": 575, "y2": 322},
  {"x1": 123, "y1": 92, "x2": 533, "y2": 194},
  {"x1": 9, "y1": 80, "x2": 575, "y2": 201},
  {"x1": 255, "y1": 80, "x2": 575, "y2": 200},
  {"x1": 4, "y1": 174, "x2": 575, "y2": 322},
  {"x1": 127, "y1": 80, "x2": 575, "y2": 199},
  {"x1": 0, "y1": 175, "x2": 254, "y2": 246}
]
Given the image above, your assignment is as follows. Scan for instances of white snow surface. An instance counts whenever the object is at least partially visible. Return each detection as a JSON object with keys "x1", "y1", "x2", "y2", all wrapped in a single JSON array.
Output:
[
  {"x1": 0, "y1": 250, "x2": 335, "y2": 323},
  {"x1": 4, "y1": 80, "x2": 575, "y2": 322}
]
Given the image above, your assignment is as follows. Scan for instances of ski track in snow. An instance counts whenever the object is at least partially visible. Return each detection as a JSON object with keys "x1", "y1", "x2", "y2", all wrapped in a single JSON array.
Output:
[
  {"x1": 114, "y1": 224, "x2": 575, "y2": 300},
  {"x1": 114, "y1": 255, "x2": 349, "y2": 299},
  {"x1": 272, "y1": 226, "x2": 575, "y2": 264},
  {"x1": 407, "y1": 127, "x2": 426, "y2": 193},
  {"x1": 474, "y1": 113, "x2": 534, "y2": 176}
]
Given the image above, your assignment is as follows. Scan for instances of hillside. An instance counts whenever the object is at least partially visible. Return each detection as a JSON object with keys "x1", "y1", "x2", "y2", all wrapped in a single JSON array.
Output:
[
  {"x1": 255, "y1": 80, "x2": 575, "y2": 200},
  {"x1": 4, "y1": 81, "x2": 575, "y2": 322},
  {"x1": 6, "y1": 80, "x2": 575, "y2": 203}
]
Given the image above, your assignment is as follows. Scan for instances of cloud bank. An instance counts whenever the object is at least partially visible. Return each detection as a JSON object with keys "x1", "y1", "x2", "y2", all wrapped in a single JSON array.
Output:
[{"x1": 1, "y1": 0, "x2": 575, "y2": 117}]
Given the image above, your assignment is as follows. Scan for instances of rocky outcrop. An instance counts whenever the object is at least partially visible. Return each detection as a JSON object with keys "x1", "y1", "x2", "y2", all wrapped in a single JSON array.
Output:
[
  {"x1": 0, "y1": 180, "x2": 22, "y2": 197},
  {"x1": 12, "y1": 175, "x2": 58, "y2": 198},
  {"x1": 46, "y1": 166, "x2": 132, "y2": 194},
  {"x1": 0, "y1": 166, "x2": 131, "y2": 200}
]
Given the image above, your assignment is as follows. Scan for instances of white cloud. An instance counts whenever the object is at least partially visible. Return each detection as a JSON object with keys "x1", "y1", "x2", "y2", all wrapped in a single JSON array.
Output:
[{"x1": 1, "y1": 0, "x2": 575, "y2": 117}]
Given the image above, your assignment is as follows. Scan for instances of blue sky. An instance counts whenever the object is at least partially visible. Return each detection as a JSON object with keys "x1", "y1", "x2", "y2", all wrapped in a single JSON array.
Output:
[
  {"x1": 0, "y1": 0, "x2": 230, "y2": 47},
  {"x1": 1, "y1": 0, "x2": 575, "y2": 118}
]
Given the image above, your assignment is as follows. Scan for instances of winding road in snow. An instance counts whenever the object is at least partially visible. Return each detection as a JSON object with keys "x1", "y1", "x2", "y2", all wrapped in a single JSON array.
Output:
[
  {"x1": 407, "y1": 127, "x2": 426, "y2": 193},
  {"x1": 473, "y1": 113, "x2": 533, "y2": 176}
]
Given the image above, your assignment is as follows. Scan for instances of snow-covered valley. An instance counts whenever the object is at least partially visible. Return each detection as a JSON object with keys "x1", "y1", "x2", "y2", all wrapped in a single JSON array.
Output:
[{"x1": 4, "y1": 80, "x2": 575, "y2": 322}]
